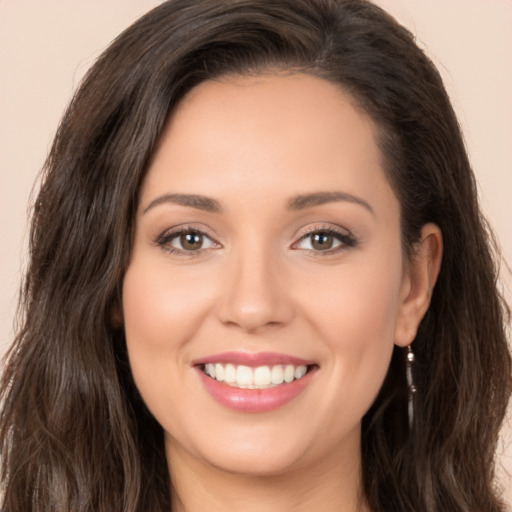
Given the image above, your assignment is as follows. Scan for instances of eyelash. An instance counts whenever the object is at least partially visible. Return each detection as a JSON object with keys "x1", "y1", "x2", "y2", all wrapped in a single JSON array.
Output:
[
  {"x1": 155, "y1": 225, "x2": 219, "y2": 257},
  {"x1": 293, "y1": 226, "x2": 357, "y2": 255},
  {"x1": 155, "y1": 225, "x2": 357, "y2": 256}
]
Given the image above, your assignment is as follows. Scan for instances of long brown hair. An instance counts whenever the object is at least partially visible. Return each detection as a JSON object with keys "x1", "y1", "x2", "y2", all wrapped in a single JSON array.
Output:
[{"x1": 1, "y1": 1, "x2": 511, "y2": 510}]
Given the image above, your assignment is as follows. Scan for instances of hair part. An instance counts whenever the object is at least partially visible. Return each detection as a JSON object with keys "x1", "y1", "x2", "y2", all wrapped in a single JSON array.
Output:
[{"x1": 1, "y1": 1, "x2": 511, "y2": 511}]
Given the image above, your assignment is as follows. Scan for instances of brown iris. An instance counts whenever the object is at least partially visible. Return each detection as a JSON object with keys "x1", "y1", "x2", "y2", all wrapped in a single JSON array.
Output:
[
  {"x1": 180, "y1": 231, "x2": 203, "y2": 250},
  {"x1": 311, "y1": 232, "x2": 334, "y2": 251}
]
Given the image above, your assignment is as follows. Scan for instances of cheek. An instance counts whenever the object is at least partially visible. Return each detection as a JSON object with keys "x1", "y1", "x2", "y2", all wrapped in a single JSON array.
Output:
[
  {"x1": 300, "y1": 254, "x2": 403, "y2": 413},
  {"x1": 121, "y1": 259, "x2": 216, "y2": 408},
  {"x1": 303, "y1": 252, "x2": 402, "y2": 346},
  {"x1": 122, "y1": 259, "x2": 215, "y2": 350}
]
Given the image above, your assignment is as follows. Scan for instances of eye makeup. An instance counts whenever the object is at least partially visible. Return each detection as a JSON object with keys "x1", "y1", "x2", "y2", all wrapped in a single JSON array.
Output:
[
  {"x1": 292, "y1": 225, "x2": 357, "y2": 255},
  {"x1": 154, "y1": 222, "x2": 358, "y2": 258}
]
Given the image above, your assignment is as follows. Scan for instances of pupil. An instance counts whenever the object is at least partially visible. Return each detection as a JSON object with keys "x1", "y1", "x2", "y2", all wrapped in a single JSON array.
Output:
[
  {"x1": 181, "y1": 232, "x2": 202, "y2": 250},
  {"x1": 312, "y1": 233, "x2": 333, "y2": 250}
]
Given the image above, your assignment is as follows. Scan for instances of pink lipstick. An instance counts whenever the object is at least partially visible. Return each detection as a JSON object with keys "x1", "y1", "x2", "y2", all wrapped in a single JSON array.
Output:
[{"x1": 192, "y1": 352, "x2": 318, "y2": 413}]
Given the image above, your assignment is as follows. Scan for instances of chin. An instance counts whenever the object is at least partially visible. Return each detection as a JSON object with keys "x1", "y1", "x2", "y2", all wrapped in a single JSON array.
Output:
[
  {"x1": 205, "y1": 446, "x2": 308, "y2": 477},
  {"x1": 166, "y1": 424, "x2": 315, "y2": 477}
]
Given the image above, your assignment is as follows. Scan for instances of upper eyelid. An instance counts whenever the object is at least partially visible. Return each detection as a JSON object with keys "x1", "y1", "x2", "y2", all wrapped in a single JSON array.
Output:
[
  {"x1": 157, "y1": 224, "x2": 219, "y2": 242},
  {"x1": 291, "y1": 225, "x2": 357, "y2": 251},
  {"x1": 294, "y1": 224, "x2": 353, "y2": 239},
  {"x1": 154, "y1": 223, "x2": 356, "y2": 248},
  {"x1": 155, "y1": 227, "x2": 221, "y2": 256}
]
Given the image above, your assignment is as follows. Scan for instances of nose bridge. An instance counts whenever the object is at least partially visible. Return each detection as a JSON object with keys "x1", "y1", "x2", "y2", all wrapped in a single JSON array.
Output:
[{"x1": 217, "y1": 235, "x2": 293, "y2": 332}]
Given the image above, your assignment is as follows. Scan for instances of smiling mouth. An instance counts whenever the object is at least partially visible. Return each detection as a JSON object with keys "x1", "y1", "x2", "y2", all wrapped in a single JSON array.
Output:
[{"x1": 200, "y1": 363, "x2": 315, "y2": 389}]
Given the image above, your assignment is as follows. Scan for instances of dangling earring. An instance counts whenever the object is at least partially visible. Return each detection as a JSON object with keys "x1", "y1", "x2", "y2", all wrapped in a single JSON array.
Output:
[{"x1": 406, "y1": 345, "x2": 416, "y2": 430}]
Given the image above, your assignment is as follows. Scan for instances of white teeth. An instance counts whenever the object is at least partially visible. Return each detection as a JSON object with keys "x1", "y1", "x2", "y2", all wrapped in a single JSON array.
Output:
[
  {"x1": 284, "y1": 365, "x2": 295, "y2": 383},
  {"x1": 271, "y1": 365, "x2": 284, "y2": 385},
  {"x1": 224, "y1": 363, "x2": 236, "y2": 383},
  {"x1": 295, "y1": 366, "x2": 307, "y2": 379},
  {"x1": 236, "y1": 365, "x2": 253, "y2": 387},
  {"x1": 205, "y1": 363, "x2": 215, "y2": 378},
  {"x1": 203, "y1": 363, "x2": 309, "y2": 389},
  {"x1": 215, "y1": 363, "x2": 224, "y2": 382},
  {"x1": 253, "y1": 366, "x2": 271, "y2": 386}
]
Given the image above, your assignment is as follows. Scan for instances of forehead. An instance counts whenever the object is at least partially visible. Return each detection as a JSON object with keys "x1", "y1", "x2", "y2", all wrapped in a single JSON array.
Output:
[{"x1": 141, "y1": 73, "x2": 397, "y2": 218}]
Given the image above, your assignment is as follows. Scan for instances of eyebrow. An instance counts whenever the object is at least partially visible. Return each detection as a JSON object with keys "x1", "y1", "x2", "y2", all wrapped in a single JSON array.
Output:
[
  {"x1": 287, "y1": 191, "x2": 374, "y2": 215},
  {"x1": 143, "y1": 193, "x2": 222, "y2": 214},
  {"x1": 142, "y1": 190, "x2": 374, "y2": 216}
]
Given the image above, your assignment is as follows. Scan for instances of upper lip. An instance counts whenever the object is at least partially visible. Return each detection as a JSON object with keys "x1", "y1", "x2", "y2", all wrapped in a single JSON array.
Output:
[{"x1": 191, "y1": 351, "x2": 315, "y2": 367}]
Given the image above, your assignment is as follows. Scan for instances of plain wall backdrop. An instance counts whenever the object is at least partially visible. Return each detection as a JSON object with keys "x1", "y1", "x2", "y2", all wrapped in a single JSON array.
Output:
[{"x1": 1, "y1": 0, "x2": 511, "y2": 503}]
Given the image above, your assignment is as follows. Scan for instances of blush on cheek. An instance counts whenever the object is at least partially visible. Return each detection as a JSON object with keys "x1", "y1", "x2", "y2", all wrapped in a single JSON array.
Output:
[
  {"x1": 307, "y1": 266, "x2": 400, "y2": 407},
  {"x1": 123, "y1": 258, "x2": 212, "y2": 342}
]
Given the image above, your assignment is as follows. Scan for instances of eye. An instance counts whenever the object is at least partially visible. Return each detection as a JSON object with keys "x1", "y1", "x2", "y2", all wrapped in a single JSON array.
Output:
[
  {"x1": 157, "y1": 227, "x2": 219, "y2": 255},
  {"x1": 293, "y1": 228, "x2": 356, "y2": 253}
]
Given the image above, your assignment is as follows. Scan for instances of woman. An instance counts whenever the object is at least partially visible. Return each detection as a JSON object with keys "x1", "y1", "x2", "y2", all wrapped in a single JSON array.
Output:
[{"x1": 1, "y1": 0, "x2": 510, "y2": 510}]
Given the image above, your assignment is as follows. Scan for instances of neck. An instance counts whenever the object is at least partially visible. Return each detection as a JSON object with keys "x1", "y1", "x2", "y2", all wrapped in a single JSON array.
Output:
[{"x1": 166, "y1": 436, "x2": 369, "y2": 512}]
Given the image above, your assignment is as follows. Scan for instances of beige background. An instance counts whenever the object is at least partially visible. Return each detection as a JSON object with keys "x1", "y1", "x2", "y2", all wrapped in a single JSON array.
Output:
[{"x1": 1, "y1": 0, "x2": 511, "y2": 503}]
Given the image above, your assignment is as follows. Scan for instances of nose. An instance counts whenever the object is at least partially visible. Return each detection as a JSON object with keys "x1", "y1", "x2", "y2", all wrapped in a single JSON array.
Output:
[{"x1": 216, "y1": 245, "x2": 295, "y2": 333}]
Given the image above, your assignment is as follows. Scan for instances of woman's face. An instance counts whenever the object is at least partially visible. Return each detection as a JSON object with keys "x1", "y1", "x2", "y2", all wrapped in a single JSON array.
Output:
[{"x1": 123, "y1": 73, "x2": 416, "y2": 477}]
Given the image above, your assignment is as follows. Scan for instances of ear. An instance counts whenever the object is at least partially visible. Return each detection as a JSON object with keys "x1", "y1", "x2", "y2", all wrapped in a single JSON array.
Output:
[{"x1": 394, "y1": 223, "x2": 443, "y2": 347}]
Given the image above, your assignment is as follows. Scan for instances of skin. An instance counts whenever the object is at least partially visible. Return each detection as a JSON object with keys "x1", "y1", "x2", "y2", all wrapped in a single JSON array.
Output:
[{"x1": 122, "y1": 73, "x2": 442, "y2": 512}]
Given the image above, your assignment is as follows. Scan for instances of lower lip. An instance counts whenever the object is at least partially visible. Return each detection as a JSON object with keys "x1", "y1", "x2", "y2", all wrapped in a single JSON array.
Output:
[{"x1": 196, "y1": 367, "x2": 317, "y2": 413}]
